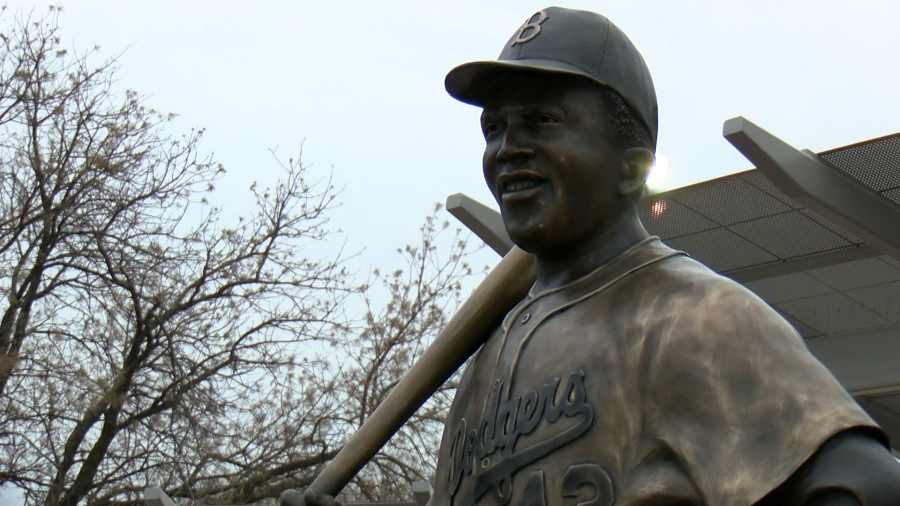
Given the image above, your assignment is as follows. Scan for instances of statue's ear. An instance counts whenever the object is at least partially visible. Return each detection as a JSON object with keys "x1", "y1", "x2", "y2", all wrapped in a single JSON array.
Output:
[{"x1": 618, "y1": 147, "x2": 654, "y2": 197}]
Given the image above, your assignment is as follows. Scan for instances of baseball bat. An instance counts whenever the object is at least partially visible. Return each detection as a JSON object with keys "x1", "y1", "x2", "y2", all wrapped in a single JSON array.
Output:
[{"x1": 295, "y1": 245, "x2": 535, "y2": 502}]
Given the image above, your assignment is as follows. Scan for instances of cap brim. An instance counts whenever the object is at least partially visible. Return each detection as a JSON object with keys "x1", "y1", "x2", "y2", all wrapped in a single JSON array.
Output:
[{"x1": 445, "y1": 59, "x2": 602, "y2": 107}]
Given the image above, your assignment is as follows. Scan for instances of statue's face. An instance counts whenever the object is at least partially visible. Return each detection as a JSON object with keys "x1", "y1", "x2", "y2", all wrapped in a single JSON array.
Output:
[{"x1": 481, "y1": 73, "x2": 623, "y2": 256}]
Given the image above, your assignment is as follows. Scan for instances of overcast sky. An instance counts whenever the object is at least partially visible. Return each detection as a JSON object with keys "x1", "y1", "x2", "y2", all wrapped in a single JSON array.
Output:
[
  {"x1": 3, "y1": 1, "x2": 900, "y2": 503},
  {"x1": 3, "y1": 0, "x2": 896, "y2": 277}
]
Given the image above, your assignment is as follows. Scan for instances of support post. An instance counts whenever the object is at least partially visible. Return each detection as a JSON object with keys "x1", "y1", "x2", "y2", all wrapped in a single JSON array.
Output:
[
  {"x1": 143, "y1": 487, "x2": 176, "y2": 506},
  {"x1": 723, "y1": 117, "x2": 900, "y2": 261},
  {"x1": 446, "y1": 193, "x2": 511, "y2": 257}
]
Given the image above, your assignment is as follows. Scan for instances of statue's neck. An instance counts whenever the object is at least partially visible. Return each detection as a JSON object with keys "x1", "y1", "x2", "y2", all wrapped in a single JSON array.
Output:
[{"x1": 531, "y1": 205, "x2": 649, "y2": 294}]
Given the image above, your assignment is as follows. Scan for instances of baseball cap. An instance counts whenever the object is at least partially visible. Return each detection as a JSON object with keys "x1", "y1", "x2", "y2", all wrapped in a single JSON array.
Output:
[{"x1": 445, "y1": 6, "x2": 658, "y2": 148}]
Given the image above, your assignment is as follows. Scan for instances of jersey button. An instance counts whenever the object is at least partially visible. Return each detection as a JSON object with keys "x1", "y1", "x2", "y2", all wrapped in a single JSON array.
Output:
[{"x1": 520, "y1": 312, "x2": 531, "y2": 323}]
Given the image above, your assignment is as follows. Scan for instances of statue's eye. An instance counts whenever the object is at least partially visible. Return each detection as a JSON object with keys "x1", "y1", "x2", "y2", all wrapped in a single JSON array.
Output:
[
  {"x1": 484, "y1": 123, "x2": 499, "y2": 135},
  {"x1": 537, "y1": 114, "x2": 558, "y2": 124}
]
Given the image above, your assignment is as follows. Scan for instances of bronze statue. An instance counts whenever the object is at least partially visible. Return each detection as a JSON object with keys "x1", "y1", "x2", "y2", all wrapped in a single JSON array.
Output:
[{"x1": 285, "y1": 7, "x2": 900, "y2": 505}]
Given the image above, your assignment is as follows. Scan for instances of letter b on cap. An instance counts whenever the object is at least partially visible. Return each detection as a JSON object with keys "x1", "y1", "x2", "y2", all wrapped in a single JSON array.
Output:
[{"x1": 511, "y1": 10, "x2": 548, "y2": 46}]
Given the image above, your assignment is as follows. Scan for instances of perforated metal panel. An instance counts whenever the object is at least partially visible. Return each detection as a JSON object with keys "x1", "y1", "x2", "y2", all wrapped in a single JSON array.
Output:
[
  {"x1": 806, "y1": 257, "x2": 900, "y2": 291},
  {"x1": 776, "y1": 310, "x2": 822, "y2": 339},
  {"x1": 799, "y1": 209, "x2": 863, "y2": 244},
  {"x1": 728, "y1": 211, "x2": 850, "y2": 259},
  {"x1": 671, "y1": 176, "x2": 792, "y2": 225},
  {"x1": 637, "y1": 196, "x2": 717, "y2": 239},
  {"x1": 665, "y1": 228, "x2": 777, "y2": 271},
  {"x1": 846, "y1": 281, "x2": 900, "y2": 323},
  {"x1": 640, "y1": 132, "x2": 900, "y2": 342},
  {"x1": 737, "y1": 170, "x2": 803, "y2": 208},
  {"x1": 819, "y1": 135, "x2": 900, "y2": 192},
  {"x1": 776, "y1": 293, "x2": 890, "y2": 335},
  {"x1": 744, "y1": 272, "x2": 834, "y2": 304},
  {"x1": 880, "y1": 254, "x2": 900, "y2": 270},
  {"x1": 885, "y1": 187, "x2": 900, "y2": 205}
]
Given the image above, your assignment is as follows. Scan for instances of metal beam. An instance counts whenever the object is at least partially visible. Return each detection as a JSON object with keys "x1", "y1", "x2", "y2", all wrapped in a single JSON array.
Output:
[
  {"x1": 444, "y1": 190, "x2": 889, "y2": 286},
  {"x1": 144, "y1": 487, "x2": 176, "y2": 506},
  {"x1": 723, "y1": 117, "x2": 900, "y2": 261},
  {"x1": 412, "y1": 479, "x2": 433, "y2": 506},
  {"x1": 806, "y1": 327, "x2": 900, "y2": 396},
  {"x1": 855, "y1": 397, "x2": 900, "y2": 451},
  {"x1": 802, "y1": 328, "x2": 900, "y2": 451},
  {"x1": 445, "y1": 193, "x2": 512, "y2": 256}
]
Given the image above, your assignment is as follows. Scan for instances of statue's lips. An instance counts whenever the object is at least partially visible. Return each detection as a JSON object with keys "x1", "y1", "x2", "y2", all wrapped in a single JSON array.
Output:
[
  {"x1": 497, "y1": 170, "x2": 547, "y2": 203},
  {"x1": 501, "y1": 180, "x2": 546, "y2": 203}
]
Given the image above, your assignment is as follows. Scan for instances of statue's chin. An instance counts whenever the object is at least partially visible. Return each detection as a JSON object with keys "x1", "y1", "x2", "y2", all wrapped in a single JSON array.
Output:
[
  {"x1": 501, "y1": 207, "x2": 569, "y2": 257},
  {"x1": 506, "y1": 229, "x2": 556, "y2": 258}
]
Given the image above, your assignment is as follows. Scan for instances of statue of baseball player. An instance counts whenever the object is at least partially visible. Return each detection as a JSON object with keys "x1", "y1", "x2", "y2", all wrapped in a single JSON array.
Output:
[{"x1": 285, "y1": 7, "x2": 900, "y2": 506}]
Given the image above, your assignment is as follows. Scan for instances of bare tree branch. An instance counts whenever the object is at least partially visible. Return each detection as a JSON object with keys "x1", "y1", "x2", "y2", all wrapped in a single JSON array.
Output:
[{"x1": 0, "y1": 8, "x2": 483, "y2": 506}]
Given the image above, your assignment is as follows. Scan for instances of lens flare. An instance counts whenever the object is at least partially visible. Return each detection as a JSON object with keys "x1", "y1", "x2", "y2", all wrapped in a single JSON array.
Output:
[{"x1": 647, "y1": 154, "x2": 670, "y2": 184}]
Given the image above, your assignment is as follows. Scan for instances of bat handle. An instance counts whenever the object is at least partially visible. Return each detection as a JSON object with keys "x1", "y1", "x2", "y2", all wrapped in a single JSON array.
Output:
[
  {"x1": 279, "y1": 489, "x2": 308, "y2": 506},
  {"x1": 298, "y1": 247, "x2": 535, "y2": 499}
]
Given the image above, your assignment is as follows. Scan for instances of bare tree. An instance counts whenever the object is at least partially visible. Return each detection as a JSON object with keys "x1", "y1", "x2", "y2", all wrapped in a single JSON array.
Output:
[
  {"x1": 327, "y1": 208, "x2": 473, "y2": 503},
  {"x1": 0, "y1": 8, "x2": 479, "y2": 505}
]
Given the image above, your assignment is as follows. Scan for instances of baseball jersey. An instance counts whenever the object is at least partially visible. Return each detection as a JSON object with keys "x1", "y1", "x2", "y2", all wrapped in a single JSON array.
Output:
[{"x1": 429, "y1": 237, "x2": 882, "y2": 506}]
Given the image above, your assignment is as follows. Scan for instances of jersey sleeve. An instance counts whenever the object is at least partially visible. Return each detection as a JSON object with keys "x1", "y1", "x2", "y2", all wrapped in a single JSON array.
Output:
[
  {"x1": 755, "y1": 429, "x2": 900, "y2": 504},
  {"x1": 641, "y1": 272, "x2": 886, "y2": 506}
]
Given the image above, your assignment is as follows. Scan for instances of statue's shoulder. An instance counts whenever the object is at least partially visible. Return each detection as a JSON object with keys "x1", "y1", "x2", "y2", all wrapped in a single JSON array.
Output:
[
  {"x1": 626, "y1": 249, "x2": 774, "y2": 321},
  {"x1": 594, "y1": 247, "x2": 806, "y2": 359},
  {"x1": 552, "y1": 239, "x2": 776, "y2": 338},
  {"x1": 626, "y1": 250, "x2": 882, "y2": 506},
  {"x1": 645, "y1": 249, "x2": 751, "y2": 294}
]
